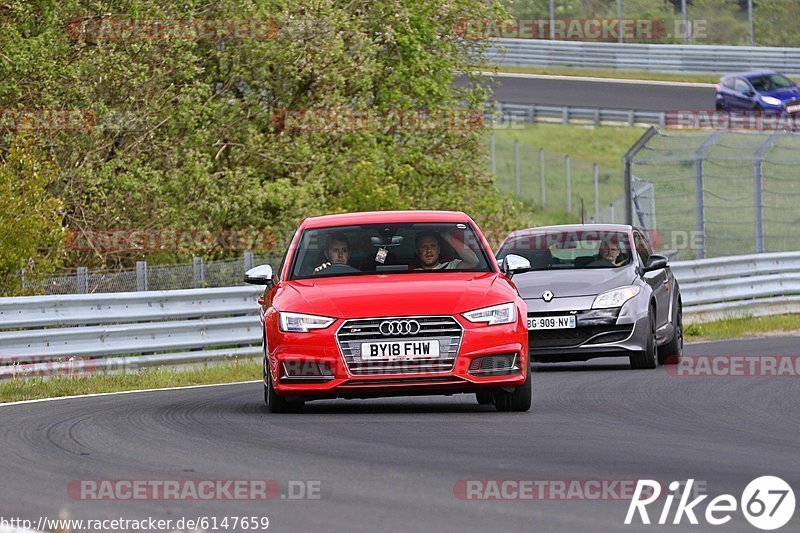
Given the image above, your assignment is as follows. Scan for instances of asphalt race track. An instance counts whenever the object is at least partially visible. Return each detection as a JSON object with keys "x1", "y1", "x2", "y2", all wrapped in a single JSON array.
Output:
[
  {"x1": 1, "y1": 337, "x2": 798, "y2": 532},
  {"x1": 462, "y1": 73, "x2": 716, "y2": 112}
]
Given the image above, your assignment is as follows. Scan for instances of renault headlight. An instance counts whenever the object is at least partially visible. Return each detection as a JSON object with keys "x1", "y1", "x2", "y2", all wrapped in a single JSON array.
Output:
[
  {"x1": 591, "y1": 286, "x2": 640, "y2": 309},
  {"x1": 761, "y1": 96, "x2": 782, "y2": 106},
  {"x1": 462, "y1": 302, "x2": 516, "y2": 325},
  {"x1": 279, "y1": 312, "x2": 336, "y2": 332}
]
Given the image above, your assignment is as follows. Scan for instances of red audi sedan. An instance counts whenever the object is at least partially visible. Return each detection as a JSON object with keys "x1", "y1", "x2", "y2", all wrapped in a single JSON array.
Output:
[{"x1": 245, "y1": 210, "x2": 530, "y2": 412}]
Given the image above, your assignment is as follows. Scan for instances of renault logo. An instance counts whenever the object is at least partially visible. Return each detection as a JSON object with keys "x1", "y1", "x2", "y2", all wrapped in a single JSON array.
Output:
[
  {"x1": 379, "y1": 319, "x2": 421, "y2": 336},
  {"x1": 542, "y1": 290, "x2": 554, "y2": 302}
]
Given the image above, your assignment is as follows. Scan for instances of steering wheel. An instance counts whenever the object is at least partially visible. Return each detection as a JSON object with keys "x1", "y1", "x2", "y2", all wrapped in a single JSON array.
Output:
[
  {"x1": 313, "y1": 263, "x2": 360, "y2": 275},
  {"x1": 585, "y1": 258, "x2": 615, "y2": 268}
]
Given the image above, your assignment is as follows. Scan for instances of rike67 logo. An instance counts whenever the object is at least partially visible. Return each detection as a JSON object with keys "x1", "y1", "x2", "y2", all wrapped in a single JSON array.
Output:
[{"x1": 626, "y1": 477, "x2": 795, "y2": 530}]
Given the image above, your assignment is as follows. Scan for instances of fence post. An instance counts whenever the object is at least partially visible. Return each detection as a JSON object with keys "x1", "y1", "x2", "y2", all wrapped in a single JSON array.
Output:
[
  {"x1": 514, "y1": 140, "x2": 521, "y2": 197},
  {"x1": 136, "y1": 261, "x2": 148, "y2": 291},
  {"x1": 753, "y1": 132, "x2": 781, "y2": 253},
  {"x1": 244, "y1": 251, "x2": 255, "y2": 272},
  {"x1": 193, "y1": 256, "x2": 205, "y2": 287},
  {"x1": 490, "y1": 133, "x2": 496, "y2": 174},
  {"x1": 539, "y1": 148, "x2": 546, "y2": 209},
  {"x1": 593, "y1": 164, "x2": 600, "y2": 221},
  {"x1": 565, "y1": 155, "x2": 572, "y2": 213},
  {"x1": 693, "y1": 132, "x2": 723, "y2": 259},
  {"x1": 77, "y1": 267, "x2": 88, "y2": 294}
]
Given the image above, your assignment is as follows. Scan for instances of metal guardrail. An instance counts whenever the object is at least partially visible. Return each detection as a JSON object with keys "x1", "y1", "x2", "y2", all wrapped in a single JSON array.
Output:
[
  {"x1": 1, "y1": 251, "x2": 798, "y2": 378},
  {"x1": 494, "y1": 101, "x2": 664, "y2": 127},
  {"x1": 487, "y1": 39, "x2": 800, "y2": 76},
  {"x1": 673, "y1": 251, "x2": 800, "y2": 322}
]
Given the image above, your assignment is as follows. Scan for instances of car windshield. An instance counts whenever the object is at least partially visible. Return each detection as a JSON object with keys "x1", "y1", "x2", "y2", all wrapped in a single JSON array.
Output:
[
  {"x1": 497, "y1": 230, "x2": 633, "y2": 270},
  {"x1": 748, "y1": 73, "x2": 794, "y2": 92},
  {"x1": 289, "y1": 222, "x2": 493, "y2": 280}
]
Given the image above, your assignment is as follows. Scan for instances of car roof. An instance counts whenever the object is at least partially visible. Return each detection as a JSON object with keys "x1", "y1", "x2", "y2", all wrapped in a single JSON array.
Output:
[
  {"x1": 300, "y1": 210, "x2": 472, "y2": 229},
  {"x1": 503, "y1": 224, "x2": 634, "y2": 241},
  {"x1": 722, "y1": 69, "x2": 778, "y2": 80}
]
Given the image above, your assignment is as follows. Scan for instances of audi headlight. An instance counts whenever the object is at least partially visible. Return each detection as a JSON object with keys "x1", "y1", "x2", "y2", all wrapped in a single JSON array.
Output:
[
  {"x1": 591, "y1": 286, "x2": 640, "y2": 309},
  {"x1": 279, "y1": 312, "x2": 336, "y2": 332},
  {"x1": 761, "y1": 96, "x2": 782, "y2": 106},
  {"x1": 462, "y1": 302, "x2": 516, "y2": 325}
]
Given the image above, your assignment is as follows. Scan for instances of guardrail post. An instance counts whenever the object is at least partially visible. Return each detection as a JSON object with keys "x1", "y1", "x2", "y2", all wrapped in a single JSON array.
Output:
[
  {"x1": 610, "y1": 204, "x2": 616, "y2": 223},
  {"x1": 77, "y1": 267, "x2": 88, "y2": 294},
  {"x1": 193, "y1": 256, "x2": 205, "y2": 287},
  {"x1": 490, "y1": 133, "x2": 496, "y2": 174},
  {"x1": 562, "y1": 107, "x2": 569, "y2": 126},
  {"x1": 136, "y1": 261, "x2": 148, "y2": 292},
  {"x1": 539, "y1": 148, "x2": 546, "y2": 209},
  {"x1": 628, "y1": 110, "x2": 635, "y2": 127},
  {"x1": 514, "y1": 140, "x2": 521, "y2": 197},
  {"x1": 659, "y1": 112, "x2": 666, "y2": 129},
  {"x1": 593, "y1": 164, "x2": 600, "y2": 220},
  {"x1": 244, "y1": 251, "x2": 255, "y2": 272},
  {"x1": 529, "y1": 104, "x2": 536, "y2": 125},
  {"x1": 593, "y1": 109, "x2": 600, "y2": 127},
  {"x1": 565, "y1": 155, "x2": 572, "y2": 212}
]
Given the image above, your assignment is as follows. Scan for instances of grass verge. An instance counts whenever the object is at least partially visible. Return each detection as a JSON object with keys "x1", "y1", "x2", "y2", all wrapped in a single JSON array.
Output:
[
  {"x1": 480, "y1": 64, "x2": 718, "y2": 84},
  {"x1": 0, "y1": 359, "x2": 261, "y2": 404},
  {"x1": 684, "y1": 314, "x2": 800, "y2": 342}
]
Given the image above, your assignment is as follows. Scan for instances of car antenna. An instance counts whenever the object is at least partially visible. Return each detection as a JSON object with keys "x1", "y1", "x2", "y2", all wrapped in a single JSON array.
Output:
[{"x1": 580, "y1": 197, "x2": 585, "y2": 224}]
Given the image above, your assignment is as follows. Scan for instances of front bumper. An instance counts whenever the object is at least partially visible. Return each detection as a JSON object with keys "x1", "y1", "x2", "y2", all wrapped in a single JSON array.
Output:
[
  {"x1": 266, "y1": 314, "x2": 528, "y2": 400},
  {"x1": 525, "y1": 296, "x2": 650, "y2": 361}
]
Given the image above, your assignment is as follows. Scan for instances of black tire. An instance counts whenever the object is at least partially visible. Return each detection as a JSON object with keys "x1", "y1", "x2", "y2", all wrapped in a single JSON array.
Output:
[
  {"x1": 658, "y1": 302, "x2": 683, "y2": 365},
  {"x1": 265, "y1": 365, "x2": 303, "y2": 413},
  {"x1": 630, "y1": 308, "x2": 657, "y2": 370},
  {"x1": 494, "y1": 372, "x2": 532, "y2": 412},
  {"x1": 475, "y1": 391, "x2": 494, "y2": 405}
]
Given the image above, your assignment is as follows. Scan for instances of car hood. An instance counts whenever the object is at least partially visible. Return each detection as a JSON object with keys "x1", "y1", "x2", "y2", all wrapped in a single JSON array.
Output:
[
  {"x1": 760, "y1": 86, "x2": 800, "y2": 101},
  {"x1": 278, "y1": 272, "x2": 515, "y2": 318},
  {"x1": 513, "y1": 266, "x2": 636, "y2": 300}
]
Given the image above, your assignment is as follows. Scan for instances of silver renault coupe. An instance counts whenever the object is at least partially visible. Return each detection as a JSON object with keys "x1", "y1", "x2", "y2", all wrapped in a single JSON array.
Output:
[{"x1": 496, "y1": 224, "x2": 682, "y2": 369}]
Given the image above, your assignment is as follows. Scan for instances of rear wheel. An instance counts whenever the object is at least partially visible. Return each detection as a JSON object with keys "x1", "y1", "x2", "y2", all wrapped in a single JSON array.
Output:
[
  {"x1": 494, "y1": 372, "x2": 532, "y2": 412},
  {"x1": 658, "y1": 302, "x2": 683, "y2": 365},
  {"x1": 630, "y1": 309, "x2": 657, "y2": 370}
]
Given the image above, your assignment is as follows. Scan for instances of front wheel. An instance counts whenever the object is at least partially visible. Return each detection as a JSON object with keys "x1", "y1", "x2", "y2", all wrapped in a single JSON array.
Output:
[
  {"x1": 630, "y1": 310, "x2": 657, "y2": 369},
  {"x1": 265, "y1": 366, "x2": 304, "y2": 413},
  {"x1": 658, "y1": 303, "x2": 683, "y2": 365},
  {"x1": 494, "y1": 372, "x2": 532, "y2": 412}
]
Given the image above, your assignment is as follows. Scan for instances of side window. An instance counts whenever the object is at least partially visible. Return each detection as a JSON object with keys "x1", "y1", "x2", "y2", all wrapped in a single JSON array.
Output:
[
  {"x1": 722, "y1": 78, "x2": 735, "y2": 89},
  {"x1": 734, "y1": 78, "x2": 751, "y2": 94},
  {"x1": 633, "y1": 232, "x2": 651, "y2": 266}
]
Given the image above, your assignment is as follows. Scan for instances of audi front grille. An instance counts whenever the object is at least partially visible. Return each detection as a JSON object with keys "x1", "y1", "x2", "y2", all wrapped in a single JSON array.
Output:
[{"x1": 336, "y1": 316, "x2": 463, "y2": 375}]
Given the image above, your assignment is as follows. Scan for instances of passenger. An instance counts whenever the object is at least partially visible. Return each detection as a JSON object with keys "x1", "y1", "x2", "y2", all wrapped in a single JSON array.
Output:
[
  {"x1": 414, "y1": 231, "x2": 479, "y2": 270},
  {"x1": 314, "y1": 233, "x2": 351, "y2": 272}
]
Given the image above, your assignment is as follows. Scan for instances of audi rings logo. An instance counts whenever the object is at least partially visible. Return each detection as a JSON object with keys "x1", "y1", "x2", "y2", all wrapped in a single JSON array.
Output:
[{"x1": 379, "y1": 320, "x2": 421, "y2": 336}]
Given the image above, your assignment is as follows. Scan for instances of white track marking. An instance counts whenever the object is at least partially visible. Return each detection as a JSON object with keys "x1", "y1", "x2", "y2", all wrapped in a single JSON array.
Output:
[{"x1": 0, "y1": 380, "x2": 261, "y2": 407}]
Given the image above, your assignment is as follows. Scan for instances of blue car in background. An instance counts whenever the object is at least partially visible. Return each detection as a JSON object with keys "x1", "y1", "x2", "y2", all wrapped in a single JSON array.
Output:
[{"x1": 715, "y1": 69, "x2": 800, "y2": 114}]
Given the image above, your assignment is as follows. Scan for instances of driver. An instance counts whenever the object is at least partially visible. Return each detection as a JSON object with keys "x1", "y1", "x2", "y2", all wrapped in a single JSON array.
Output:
[
  {"x1": 314, "y1": 233, "x2": 351, "y2": 272},
  {"x1": 597, "y1": 239, "x2": 625, "y2": 266},
  {"x1": 415, "y1": 231, "x2": 479, "y2": 270}
]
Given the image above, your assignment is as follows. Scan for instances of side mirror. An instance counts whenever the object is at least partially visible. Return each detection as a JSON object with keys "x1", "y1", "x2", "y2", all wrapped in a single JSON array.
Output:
[
  {"x1": 643, "y1": 254, "x2": 669, "y2": 273},
  {"x1": 743, "y1": 88, "x2": 754, "y2": 97},
  {"x1": 500, "y1": 254, "x2": 532, "y2": 277},
  {"x1": 244, "y1": 264, "x2": 275, "y2": 288}
]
